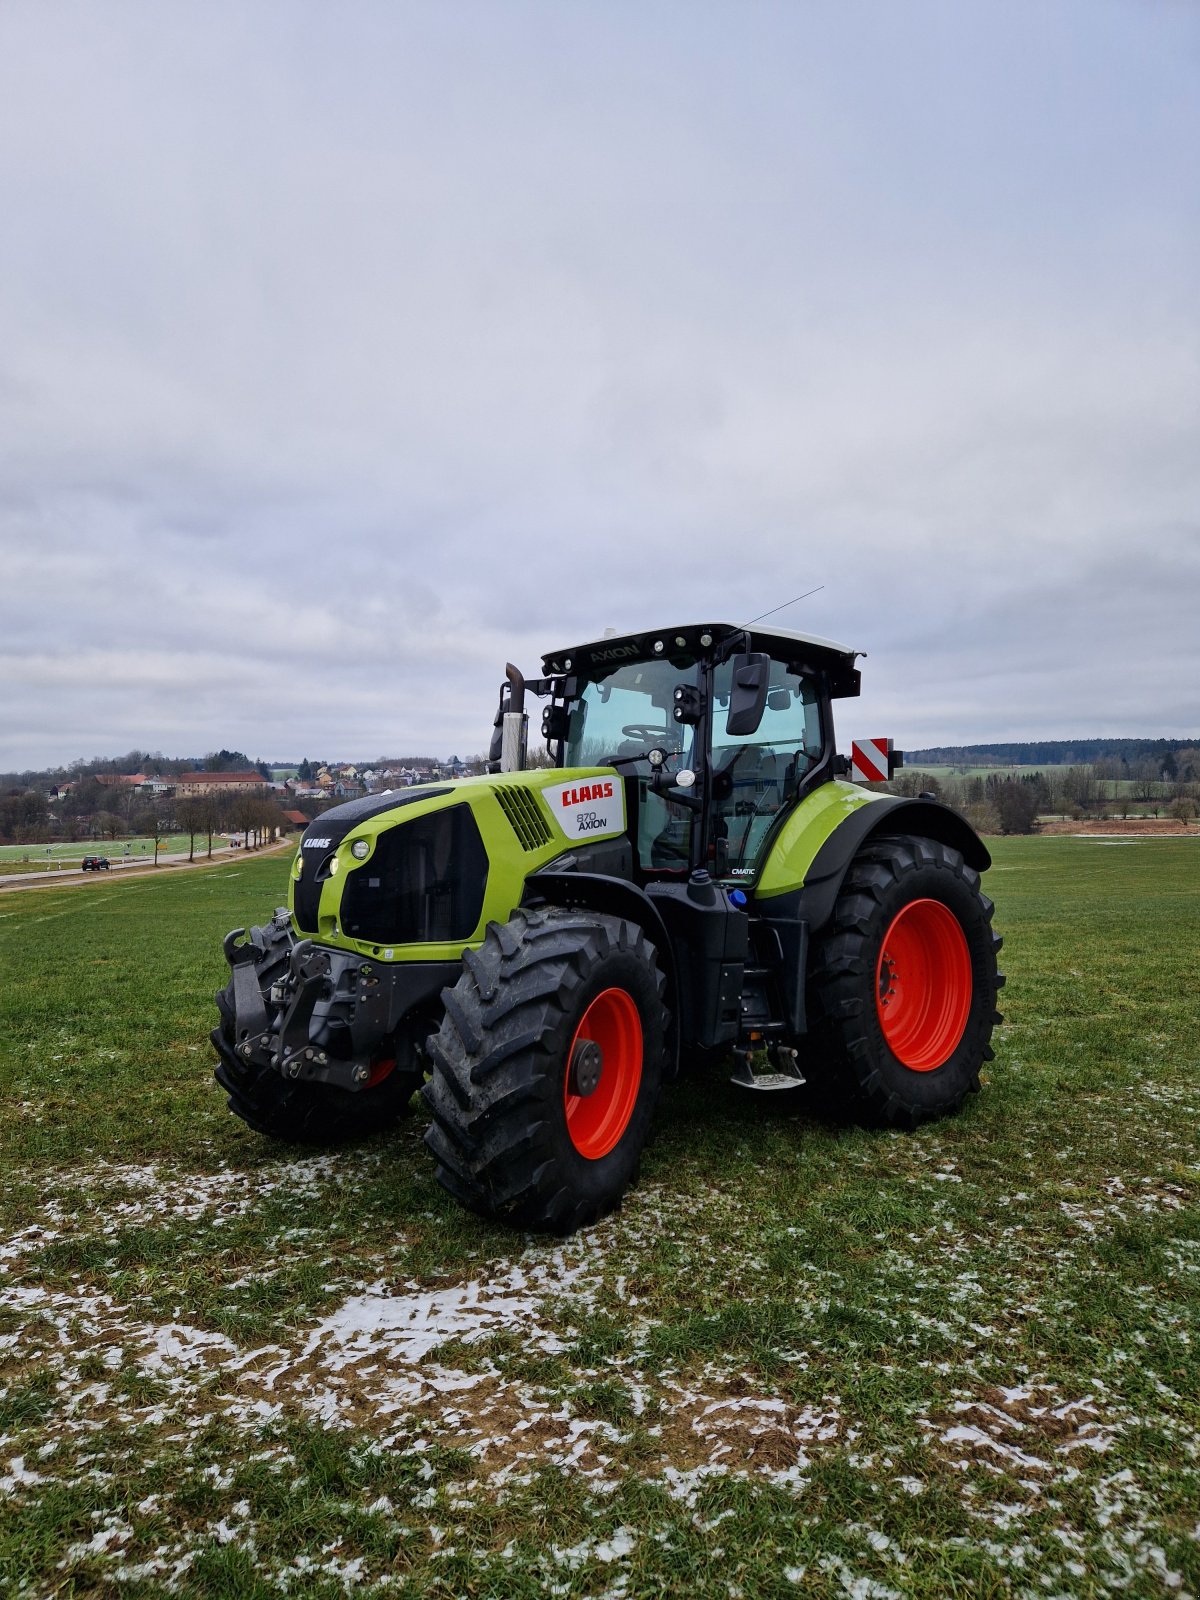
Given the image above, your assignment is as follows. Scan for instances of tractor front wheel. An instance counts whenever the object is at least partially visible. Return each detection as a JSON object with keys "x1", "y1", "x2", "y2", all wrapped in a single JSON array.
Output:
[
  {"x1": 807, "y1": 835, "x2": 1004, "y2": 1128},
  {"x1": 423, "y1": 907, "x2": 668, "y2": 1233}
]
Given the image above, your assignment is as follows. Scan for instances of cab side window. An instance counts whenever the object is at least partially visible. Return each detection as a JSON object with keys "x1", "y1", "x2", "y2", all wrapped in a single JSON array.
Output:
[{"x1": 710, "y1": 661, "x2": 822, "y2": 878}]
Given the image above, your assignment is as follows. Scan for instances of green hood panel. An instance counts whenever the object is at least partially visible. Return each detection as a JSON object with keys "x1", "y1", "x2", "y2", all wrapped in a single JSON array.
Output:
[
  {"x1": 289, "y1": 768, "x2": 624, "y2": 962},
  {"x1": 755, "y1": 780, "x2": 891, "y2": 900}
]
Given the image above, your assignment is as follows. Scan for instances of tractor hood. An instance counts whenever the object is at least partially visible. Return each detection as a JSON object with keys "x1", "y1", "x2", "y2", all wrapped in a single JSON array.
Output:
[{"x1": 290, "y1": 769, "x2": 627, "y2": 962}]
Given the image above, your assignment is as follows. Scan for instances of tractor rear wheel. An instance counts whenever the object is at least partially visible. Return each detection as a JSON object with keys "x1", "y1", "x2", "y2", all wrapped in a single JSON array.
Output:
[
  {"x1": 807, "y1": 835, "x2": 1004, "y2": 1128},
  {"x1": 212, "y1": 920, "x2": 421, "y2": 1145},
  {"x1": 423, "y1": 907, "x2": 668, "y2": 1233}
]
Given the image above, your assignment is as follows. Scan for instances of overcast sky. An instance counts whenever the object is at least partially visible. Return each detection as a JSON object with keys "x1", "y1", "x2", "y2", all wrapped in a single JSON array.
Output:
[{"x1": 1, "y1": 1, "x2": 1197, "y2": 772}]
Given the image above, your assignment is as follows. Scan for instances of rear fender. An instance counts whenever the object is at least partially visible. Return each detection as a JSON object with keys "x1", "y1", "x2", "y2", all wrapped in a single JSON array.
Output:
[{"x1": 758, "y1": 790, "x2": 991, "y2": 934}]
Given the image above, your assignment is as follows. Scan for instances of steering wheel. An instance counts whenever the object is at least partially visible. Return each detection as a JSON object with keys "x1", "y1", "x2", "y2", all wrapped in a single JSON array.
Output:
[{"x1": 621, "y1": 724, "x2": 667, "y2": 741}]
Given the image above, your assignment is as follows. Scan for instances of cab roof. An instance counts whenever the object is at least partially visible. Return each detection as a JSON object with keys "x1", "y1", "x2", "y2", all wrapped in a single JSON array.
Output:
[{"x1": 542, "y1": 622, "x2": 862, "y2": 698}]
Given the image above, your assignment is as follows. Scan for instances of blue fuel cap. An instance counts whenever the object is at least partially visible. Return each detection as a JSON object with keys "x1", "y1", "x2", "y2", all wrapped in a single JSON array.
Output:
[{"x1": 728, "y1": 889, "x2": 747, "y2": 907}]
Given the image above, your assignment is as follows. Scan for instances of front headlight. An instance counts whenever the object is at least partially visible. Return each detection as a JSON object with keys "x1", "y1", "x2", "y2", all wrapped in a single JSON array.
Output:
[{"x1": 350, "y1": 838, "x2": 370, "y2": 860}]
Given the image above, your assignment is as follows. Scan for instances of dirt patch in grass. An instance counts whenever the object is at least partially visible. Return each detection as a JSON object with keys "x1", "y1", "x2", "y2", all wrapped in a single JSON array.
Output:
[{"x1": 929, "y1": 1382, "x2": 1115, "y2": 1471}]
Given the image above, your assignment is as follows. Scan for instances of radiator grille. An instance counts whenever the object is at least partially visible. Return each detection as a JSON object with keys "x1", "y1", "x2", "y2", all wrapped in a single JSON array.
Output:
[
  {"x1": 340, "y1": 805, "x2": 487, "y2": 945},
  {"x1": 493, "y1": 785, "x2": 552, "y2": 850}
]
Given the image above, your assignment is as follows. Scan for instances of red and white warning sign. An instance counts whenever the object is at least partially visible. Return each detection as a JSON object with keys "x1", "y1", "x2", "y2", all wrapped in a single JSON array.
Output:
[{"x1": 851, "y1": 738, "x2": 893, "y2": 784}]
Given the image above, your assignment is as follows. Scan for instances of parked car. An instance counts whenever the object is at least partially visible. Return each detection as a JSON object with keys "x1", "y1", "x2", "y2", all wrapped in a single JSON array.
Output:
[{"x1": 81, "y1": 855, "x2": 110, "y2": 871}]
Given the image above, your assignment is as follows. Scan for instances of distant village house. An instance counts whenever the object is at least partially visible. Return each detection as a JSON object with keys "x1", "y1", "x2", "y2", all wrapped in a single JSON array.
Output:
[{"x1": 173, "y1": 771, "x2": 268, "y2": 797}]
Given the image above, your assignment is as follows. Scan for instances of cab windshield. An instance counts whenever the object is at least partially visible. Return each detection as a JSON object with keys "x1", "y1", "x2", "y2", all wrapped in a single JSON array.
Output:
[
  {"x1": 564, "y1": 655, "x2": 701, "y2": 877},
  {"x1": 563, "y1": 656, "x2": 700, "y2": 768},
  {"x1": 560, "y1": 649, "x2": 825, "y2": 884}
]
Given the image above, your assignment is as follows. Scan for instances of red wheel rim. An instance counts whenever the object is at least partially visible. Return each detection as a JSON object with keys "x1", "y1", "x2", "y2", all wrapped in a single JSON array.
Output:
[
  {"x1": 563, "y1": 988, "x2": 643, "y2": 1160},
  {"x1": 875, "y1": 899, "x2": 972, "y2": 1071},
  {"x1": 365, "y1": 1056, "x2": 395, "y2": 1088}
]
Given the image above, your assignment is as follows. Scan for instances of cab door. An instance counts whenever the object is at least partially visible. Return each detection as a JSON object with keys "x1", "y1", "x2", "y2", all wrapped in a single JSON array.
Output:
[{"x1": 708, "y1": 659, "x2": 824, "y2": 882}]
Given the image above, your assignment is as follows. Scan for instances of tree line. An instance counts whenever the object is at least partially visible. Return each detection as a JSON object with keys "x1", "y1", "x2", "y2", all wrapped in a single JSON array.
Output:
[
  {"x1": 908, "y1": 738, "x2": 1200, "y2": 773},
  {"x1": 0, "y1": 748, "x2": 277, "y2": 792},
  {"x1": 0, "y1": 776, "x2": 301, "y2": 853},
  {"x1": 892, "y1": 762, "x2": 1200, "y2": 834}
]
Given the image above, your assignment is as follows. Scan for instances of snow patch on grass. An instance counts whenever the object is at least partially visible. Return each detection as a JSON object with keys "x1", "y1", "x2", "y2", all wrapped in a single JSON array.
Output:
[{"x1": 308, "y1": 1246, "x2": 598, "y2": 1367}]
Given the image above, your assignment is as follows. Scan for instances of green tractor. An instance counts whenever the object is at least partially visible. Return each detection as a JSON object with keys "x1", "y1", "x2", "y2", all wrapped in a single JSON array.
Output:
[{"x1": 213, "y1": 622, "x2": 1003, "y2": 1232}]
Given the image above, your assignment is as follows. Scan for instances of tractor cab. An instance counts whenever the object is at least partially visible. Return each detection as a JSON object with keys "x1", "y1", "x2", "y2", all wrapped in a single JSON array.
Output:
[{"x1": 532, "y1": 622, "x2": 862, "y2": 888}]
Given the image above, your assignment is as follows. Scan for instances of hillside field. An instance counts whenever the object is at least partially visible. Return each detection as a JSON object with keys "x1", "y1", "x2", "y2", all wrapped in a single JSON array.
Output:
[
  {"x1": 0, "y1": 838, "x2": 231, "y2": 878},
  {"x1": 913, "y1": 764, "x2": 1181, "y2": 799},
  {"x1": 907, "y1": 765, "x2": 1046, "y2": 782},
  {"x1": 0, "y1": 841, "x2": 1197, "y2": 1596}
]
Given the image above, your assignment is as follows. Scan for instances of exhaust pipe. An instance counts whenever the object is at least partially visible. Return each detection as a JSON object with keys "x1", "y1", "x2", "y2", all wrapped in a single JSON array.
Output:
[{"x1": 501, "y1": 663, "x2": 528, "y2": 772}]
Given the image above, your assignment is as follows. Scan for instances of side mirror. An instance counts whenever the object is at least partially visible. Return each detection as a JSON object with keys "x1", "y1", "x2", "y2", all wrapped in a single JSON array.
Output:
[{"x1": 726, "y1": 653, "x2": 770, "y2": 736}]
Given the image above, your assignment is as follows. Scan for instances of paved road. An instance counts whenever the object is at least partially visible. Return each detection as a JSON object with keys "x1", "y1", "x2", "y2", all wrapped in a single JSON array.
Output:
[{"x1": 0, "y1": 839, "x2": 293, "y2": 894}]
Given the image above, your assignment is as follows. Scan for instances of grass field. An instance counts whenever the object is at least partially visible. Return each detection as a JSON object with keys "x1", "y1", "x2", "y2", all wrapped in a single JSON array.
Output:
[
  {"x1": 910, "y1": 765, "x2": 1047, "y2": 781},
  {"x1": 0, "y1": 838, "x2": 219, "y2": 878},
  {"x1": 0, "y1": 841, "x2": 1197, "y2": 1596},
  {"x1": 912, "y1": 767, "x2": 1191, "y2": 819}
]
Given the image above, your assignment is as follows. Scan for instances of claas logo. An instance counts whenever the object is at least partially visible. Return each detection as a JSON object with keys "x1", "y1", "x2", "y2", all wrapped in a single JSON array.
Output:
[{"x1": 561, "y1": 782, "x2": 614, "y2": 807}]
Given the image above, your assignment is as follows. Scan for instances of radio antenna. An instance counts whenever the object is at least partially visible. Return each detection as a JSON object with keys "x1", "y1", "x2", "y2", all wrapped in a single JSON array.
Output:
[{"x1": 743, "y1": 586, "x2": 824, "y2": 626}]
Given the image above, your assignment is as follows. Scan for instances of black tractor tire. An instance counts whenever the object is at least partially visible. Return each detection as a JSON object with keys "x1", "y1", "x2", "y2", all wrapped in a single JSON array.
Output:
[
  {"x1": 211, "y1": 919, "x2": 421, "y2": 1145},
  {"x1": 423, "y1": 907, "x2": 669, "y2": 1234},
  {"x1": 806, "y1": 834, "x2": 1004, "y2": 1129}
]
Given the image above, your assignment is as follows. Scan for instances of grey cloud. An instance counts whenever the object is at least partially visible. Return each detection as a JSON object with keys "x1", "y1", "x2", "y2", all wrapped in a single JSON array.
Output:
[{"x1": 1, "y1": 0, "x2": 1197, "y2": 768}]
